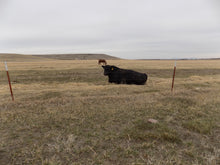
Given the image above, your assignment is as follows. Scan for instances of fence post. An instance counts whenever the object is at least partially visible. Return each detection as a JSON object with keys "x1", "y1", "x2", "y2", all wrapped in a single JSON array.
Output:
[
  {"x1": 5, "y1": 61, "x2": 14, "y2": 101},
  {"x1": 171, "y1": 61, "x2": 176, "y2": 93}
]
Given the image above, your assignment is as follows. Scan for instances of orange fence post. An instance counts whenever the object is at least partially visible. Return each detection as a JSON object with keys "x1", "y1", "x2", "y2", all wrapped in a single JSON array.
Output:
[{"x1": 5, "y1": 61, "x2": 14, "y2": 101}]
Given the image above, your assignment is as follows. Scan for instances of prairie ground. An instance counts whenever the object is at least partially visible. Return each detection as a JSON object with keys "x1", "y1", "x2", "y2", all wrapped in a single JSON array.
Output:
[{"x1": 0, "y1": 60, "x2": 220, "y2": 165}]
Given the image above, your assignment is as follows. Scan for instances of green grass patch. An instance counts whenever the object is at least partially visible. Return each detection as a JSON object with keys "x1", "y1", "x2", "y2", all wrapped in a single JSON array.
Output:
[
  {"x1": 0, "y1": 69, "x2": 105, "y2": 84},
  {"x1": 147, "y1": 69, "x2": 220, "y2": 78},
  {"x1": 161, "y1": 96, "x2": 196, "y2": 109},
  {"x1": 124, "y1": 120, "x2": 182, "y2": 143},
  {"x1": 34, "y1": 91, "x2": 62, "y2": 100},
  {"x1": 183, "y1": 119, "x2": 215, "y2": 134}
]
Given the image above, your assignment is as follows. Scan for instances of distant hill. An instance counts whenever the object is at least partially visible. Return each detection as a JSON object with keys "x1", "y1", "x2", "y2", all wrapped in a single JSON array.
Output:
[
  {"x1": 33, "y1": 54, "x2": 119, "y2": 60},
  {"x1": 0, "y1": 53, "x2": 119, "y2": 62},
  {"x1": 0, "y1": 53, "x2": 52, "y2": 62}
]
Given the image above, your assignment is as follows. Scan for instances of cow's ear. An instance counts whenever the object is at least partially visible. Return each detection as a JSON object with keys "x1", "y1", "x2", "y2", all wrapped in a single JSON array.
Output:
[{"x1": 111, "y1": 66, "x2": 119, "y2": 71}]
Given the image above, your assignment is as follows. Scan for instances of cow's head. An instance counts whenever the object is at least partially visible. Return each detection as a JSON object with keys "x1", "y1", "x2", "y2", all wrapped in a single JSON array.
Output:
[{"x1": 102, "y1": 65, "x2": 119, "y2": 75}]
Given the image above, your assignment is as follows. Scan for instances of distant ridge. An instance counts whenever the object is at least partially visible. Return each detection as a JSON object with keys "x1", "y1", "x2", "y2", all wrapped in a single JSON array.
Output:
[
  {"x1": 0, "y1": 53, "x2": 53, "y2": 62},
  {"x1": 33, "y1": 54, "x2": 119, "y2": 60},
  {"x1": 0, "y1": 53, "x2": 119, "y2": 62}
]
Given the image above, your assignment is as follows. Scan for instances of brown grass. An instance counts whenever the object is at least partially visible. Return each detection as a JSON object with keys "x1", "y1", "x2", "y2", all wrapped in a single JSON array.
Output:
[{"x1": 0, "y1": 59, "x2": 220, "y2": 164}]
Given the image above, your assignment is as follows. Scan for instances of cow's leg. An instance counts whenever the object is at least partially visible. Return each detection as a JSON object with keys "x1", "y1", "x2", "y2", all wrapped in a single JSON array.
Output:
[{"x1": 121, "y1": 78, "x2": 126, "y2": 84}]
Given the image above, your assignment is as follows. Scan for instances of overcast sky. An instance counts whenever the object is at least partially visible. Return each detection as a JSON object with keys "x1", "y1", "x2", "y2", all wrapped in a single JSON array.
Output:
[{"x1": 0, "y1": 0, "x2": 220, "y2": 59}]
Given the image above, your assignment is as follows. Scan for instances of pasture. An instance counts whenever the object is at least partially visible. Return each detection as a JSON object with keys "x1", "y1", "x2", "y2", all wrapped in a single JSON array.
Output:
[{"x1": 0, "y1": 59, "x2": 220, "y2": 164}]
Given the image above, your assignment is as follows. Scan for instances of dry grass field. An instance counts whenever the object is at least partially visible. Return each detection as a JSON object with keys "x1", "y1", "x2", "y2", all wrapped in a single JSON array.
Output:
[{"x1": 0, "y1": 59, "x2": 220, "y2": 164}]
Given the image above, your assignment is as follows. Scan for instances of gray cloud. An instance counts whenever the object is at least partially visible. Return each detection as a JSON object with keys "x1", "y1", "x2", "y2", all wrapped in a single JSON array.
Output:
[{"x1": 0, "y1": 0, "x2": 220, "y2": 59}]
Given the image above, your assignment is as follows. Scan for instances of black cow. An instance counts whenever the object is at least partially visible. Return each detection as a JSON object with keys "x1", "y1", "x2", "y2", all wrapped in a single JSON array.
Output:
[{"x1": 102, "y1": 65, "x2": 148, "y2": 85}]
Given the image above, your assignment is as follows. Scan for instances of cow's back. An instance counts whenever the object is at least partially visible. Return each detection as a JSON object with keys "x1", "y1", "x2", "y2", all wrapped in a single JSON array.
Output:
[{"x1": 120, "y1": 69, "x2": 147, "y2": 85}]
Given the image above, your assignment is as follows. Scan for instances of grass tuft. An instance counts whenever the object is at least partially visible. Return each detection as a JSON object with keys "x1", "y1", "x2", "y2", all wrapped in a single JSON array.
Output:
[
  {"x1": 125, "y1": 120, "x2": 182, "y2": 143},
  {"x1": 183, "y1": 119, "x2": 215, "y2": 134}
]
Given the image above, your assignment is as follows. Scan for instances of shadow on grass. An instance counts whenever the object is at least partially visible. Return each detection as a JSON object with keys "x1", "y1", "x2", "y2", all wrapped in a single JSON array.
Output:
[{"x1": 123, "y1": 120, "x2": 182, "y2": 144}]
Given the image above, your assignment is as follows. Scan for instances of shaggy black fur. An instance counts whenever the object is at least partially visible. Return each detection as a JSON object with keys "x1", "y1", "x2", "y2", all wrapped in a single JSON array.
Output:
[{"x1": 102, "y1": 65, "x2": 148, "y2": 85}]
